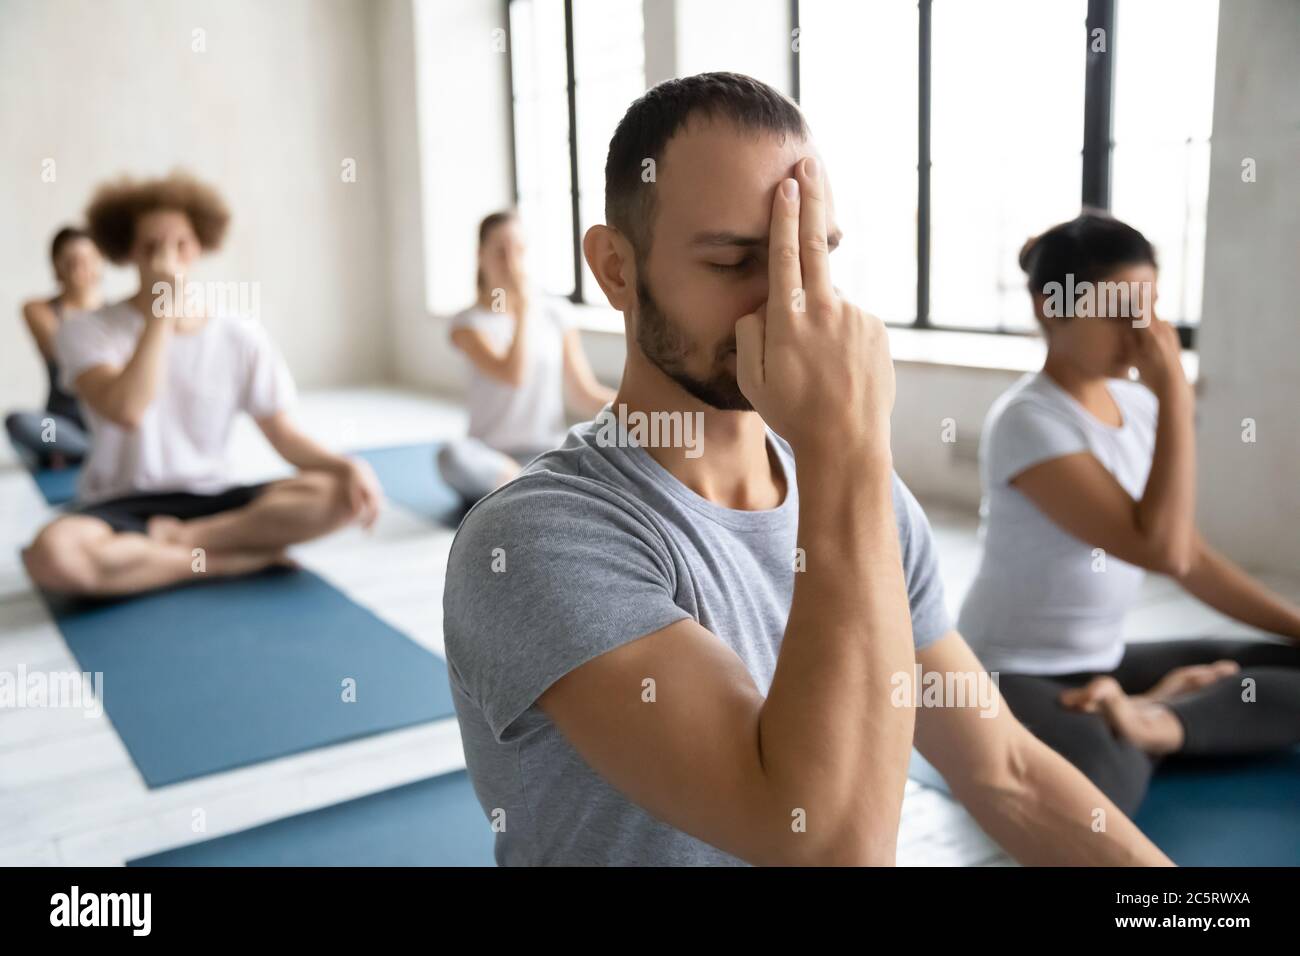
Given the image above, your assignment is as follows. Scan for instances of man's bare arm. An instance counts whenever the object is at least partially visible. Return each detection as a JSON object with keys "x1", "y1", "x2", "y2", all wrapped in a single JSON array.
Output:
[{"x1": 914, "y1": 632, "x2": 1172, "y2": 866}]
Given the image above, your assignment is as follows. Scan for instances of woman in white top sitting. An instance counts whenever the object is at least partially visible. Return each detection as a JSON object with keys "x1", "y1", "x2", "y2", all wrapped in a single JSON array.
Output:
[
  {"x1": 437, "y1": 211, "x2": 614, "y2": 503},
  {"x1": 6, "y1": 226, "x2": 104, "y2": 468},
  {"x1": 958, "y1": 211, "x2": 1300, "y2": 816}
]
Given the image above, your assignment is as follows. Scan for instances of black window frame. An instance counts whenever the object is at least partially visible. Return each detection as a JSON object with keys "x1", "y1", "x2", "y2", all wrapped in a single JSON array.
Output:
[{"x1": 507, "y1": 0, "x2": 1198, "y2": 347}]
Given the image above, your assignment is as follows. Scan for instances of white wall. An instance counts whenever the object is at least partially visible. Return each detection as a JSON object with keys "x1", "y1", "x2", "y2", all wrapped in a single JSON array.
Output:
[
  {"x1": 0, "y1": 0, "x2": 391, "y2": 424},
  {"x1": 1194, "y1": 0, "x2": 1300, "y2": 572},
  {"x1": 382, "y1": 0, "x2": 516, "y2": 396}
]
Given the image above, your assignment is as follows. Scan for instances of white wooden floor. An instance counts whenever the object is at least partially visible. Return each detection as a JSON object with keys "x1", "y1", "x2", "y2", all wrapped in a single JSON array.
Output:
[{"x1": 1, "y1": 388, "x2": 1293, "y2": 867}]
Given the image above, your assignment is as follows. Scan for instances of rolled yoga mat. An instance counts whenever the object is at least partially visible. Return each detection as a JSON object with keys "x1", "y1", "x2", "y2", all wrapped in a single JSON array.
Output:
[
  {"x1": 353, "y1": 443, "x2": 467, "y2": 526},
  {"x1": 128, "y1": 771, "x2": 494, "y2": 866},
  {"x1": 47, "y1": 566, "x2": 455, "y2": 788}
]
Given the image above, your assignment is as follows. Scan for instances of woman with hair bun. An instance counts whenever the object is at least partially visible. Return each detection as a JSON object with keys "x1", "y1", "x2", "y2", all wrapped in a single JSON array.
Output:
[{"x1": 958, "y1": 210, "x2": 1300, "y2": 816}]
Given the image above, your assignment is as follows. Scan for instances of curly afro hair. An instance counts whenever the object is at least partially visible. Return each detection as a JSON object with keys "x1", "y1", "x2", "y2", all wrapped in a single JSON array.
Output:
[{"x1": 85, "y1": 171, "x2": 230, "y2": 264}]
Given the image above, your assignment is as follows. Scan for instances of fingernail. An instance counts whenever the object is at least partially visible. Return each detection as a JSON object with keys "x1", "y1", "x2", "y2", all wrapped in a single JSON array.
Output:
[
  {"x1": 782, "y1": 178, "x2": 798, "y2": 200},
  {"x1": 803, "y1": 156, "x2": 818, "y2": 178}
]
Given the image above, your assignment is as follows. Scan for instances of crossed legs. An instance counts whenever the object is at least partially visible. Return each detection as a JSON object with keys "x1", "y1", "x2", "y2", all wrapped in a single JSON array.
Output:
[
  {"x1": 999, "y1": 637, "x2": 1300, "y2": 816},
  {"x1": 23, "y1": 471, "x2": 353, "y2": 597}
]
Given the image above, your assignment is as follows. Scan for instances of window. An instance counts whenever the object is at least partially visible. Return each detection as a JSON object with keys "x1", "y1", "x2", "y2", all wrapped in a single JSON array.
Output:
[
  {"x1": 797, "y1": 0, "x2": 1219, "y2": 338},
  {"x1": 509, "y1": 0, "x2": 1220, "y2": 337},
  {"x1": 1111, "y1": 0, "x2": 1219, "y2": 326},
  {"x1": 508, "y1": 0, "x2": 645, "y2": 302},
  {"x1": 929, "y1": 0, "x2": 1086, "y2": 332},
  {"x1": 799, "y1": 1, "x2": 919, "y2": 325}
]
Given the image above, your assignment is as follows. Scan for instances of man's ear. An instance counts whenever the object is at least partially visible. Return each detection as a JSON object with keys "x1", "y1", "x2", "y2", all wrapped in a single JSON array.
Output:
[{"x1": 583, "y1": 224, "x2": 636, "y2": 312}]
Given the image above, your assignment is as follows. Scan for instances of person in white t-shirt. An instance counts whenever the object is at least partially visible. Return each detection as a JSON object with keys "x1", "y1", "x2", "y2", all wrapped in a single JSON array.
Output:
[
  {"x1": 959, "y1": 211, "x2": 1300, "y2": 814},
  {"x1": 436, "y1": 211, "x2": 615, "y2": 503},
  {"x1": 21, "y1": 172, "x2": 384, "y2": 597}
]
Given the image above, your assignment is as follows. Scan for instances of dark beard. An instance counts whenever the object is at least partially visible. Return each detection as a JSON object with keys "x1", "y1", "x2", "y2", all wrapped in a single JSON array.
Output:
[{"x1": 634, "y1": 276, "x2": 752, "y2": 411}]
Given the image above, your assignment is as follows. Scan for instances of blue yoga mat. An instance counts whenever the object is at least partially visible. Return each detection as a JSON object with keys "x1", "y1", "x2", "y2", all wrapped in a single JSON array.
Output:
[
  {"x1": 28, "y1": 464, "x2": 80, "y2": 505},
  {"x1": 1134, "y1": 749, "x2": 1300, "y2": 866},
  {"x1": 49, "y1": 567, "x2": 455, "y2": 788},
  {"x1": 354, "y1": 442, "x2": 467, "y2": 526},
  {"x1": 128, "y1": 771, "x2": 494, "y2": 866}
]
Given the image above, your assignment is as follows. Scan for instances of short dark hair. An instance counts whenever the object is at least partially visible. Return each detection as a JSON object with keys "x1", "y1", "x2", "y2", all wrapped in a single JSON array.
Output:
[
  {"x1": 85, "y1": 171, "x2": 230, "y2": 264},
  {"x1": 604, "y1": 72, "x2": 808, "y2": 261},
  {"x1": 1020, "y1": 210, "x2": 1157, "y2": 309},
  {"x1": 50, "y1": 226, "x2": 90, "y2": 266}
]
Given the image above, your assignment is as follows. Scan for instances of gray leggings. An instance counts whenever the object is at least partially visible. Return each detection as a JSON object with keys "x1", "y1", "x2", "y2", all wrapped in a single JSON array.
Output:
[
  {"x1": 997, "y1": 638, "x2": 1300, "y2": 816},
  {"x1": 435, "y1": 438, "x2": 556, "y2": 504},
  {"x1": 5, "y1": 410, "x2": 90, "y2": 466}
]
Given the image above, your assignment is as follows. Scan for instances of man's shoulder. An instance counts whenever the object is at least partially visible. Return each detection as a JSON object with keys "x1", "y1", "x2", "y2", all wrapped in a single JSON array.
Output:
[{"x1": 453, "y1": 442, "x2": 637, "y2": 543}]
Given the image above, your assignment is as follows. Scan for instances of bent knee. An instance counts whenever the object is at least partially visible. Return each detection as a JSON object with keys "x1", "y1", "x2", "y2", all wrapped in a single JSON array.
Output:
[
  {"x1": 288, "y1": 470, "x2": 353, "y2": 524},
  {"x1": 24, "y1": 523, "x2": 103, "y2": 594}
]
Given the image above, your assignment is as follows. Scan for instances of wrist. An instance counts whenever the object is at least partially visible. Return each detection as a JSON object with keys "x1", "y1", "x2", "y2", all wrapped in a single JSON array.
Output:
[
  {"x1": 790, "y1": 429, "x2": 892, "y2": 475},
  {"x1": 1157, "y1": 375, "x2": 1193, "y2": 411}
]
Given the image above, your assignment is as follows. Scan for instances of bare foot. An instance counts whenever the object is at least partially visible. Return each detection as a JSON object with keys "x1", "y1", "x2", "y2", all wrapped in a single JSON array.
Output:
[
  {"x1": 1060, "y1": 675, "x2": 1125, "y2": 714},
  {"x1": 1140, "y1": 660, "x2": 1240, "y2": 703},
  {"x1": 1098, "y1": 693, "x2": 1185, "y2": 755}
]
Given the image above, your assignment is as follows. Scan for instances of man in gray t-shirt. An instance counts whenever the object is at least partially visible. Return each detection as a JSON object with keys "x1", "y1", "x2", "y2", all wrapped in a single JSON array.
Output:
[
  {"x1": 443, "y1": 73, "x2": 1167, "y2": 867},
  {"x1": 444, "y1": 421, "x2": 948, "y2": 865}
]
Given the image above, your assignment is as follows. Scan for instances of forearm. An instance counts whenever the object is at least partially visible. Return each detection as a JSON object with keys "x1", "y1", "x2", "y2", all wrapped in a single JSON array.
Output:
[
  {"x1": 1182, "y1": 536, "x2": 1300, "y2": 640},
  {"x1": 501, "y1": 311, "x2": 529, "y2": 384},
  {"x1": 97, "y1": 319, "x2": 173, "y2": 425},
  {"x1": 961, "y1": 733, "x2": 1172, "y2": 866},
  {"x1": 759, "y1": 451, "x2": 915, "y2": 862},
  {"x1": 264, "y1": 421, "x2": 349, "y2": 472},
  {"x1": 1136, "y1": 385, "x2": 1197, "y2": 572}
]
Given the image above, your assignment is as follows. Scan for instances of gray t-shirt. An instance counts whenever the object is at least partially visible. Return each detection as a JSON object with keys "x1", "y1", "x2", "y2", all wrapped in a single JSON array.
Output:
[
  {"x1": 443, "y1": 415, "x2": 953, "y2": 866},
  {"x1": 958, "y1": 372, "x2": 1158, "y2": 675}
]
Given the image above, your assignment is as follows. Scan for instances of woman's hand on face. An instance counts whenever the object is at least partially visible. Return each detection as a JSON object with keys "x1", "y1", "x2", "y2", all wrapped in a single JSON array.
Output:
[{"x1": 1129, "y1": 317, "x2": 1188, "y2": 399}]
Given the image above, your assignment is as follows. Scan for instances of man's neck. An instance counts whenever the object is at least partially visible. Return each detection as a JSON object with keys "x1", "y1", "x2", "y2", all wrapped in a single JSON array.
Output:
[{"x1": 614, "y1": 360, "x2": 786, "y2": 511}]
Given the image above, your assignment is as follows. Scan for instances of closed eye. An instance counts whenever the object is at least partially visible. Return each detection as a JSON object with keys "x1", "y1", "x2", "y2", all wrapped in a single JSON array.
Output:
[{"x1": 707, "y1": 257, "x2": 758, "y2": 274}]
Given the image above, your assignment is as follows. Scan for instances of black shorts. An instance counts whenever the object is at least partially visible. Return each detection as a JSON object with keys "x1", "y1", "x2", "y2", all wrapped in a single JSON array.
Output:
[{"x1": 72, "y1": 483, "x2": 271, "y2": 535}]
